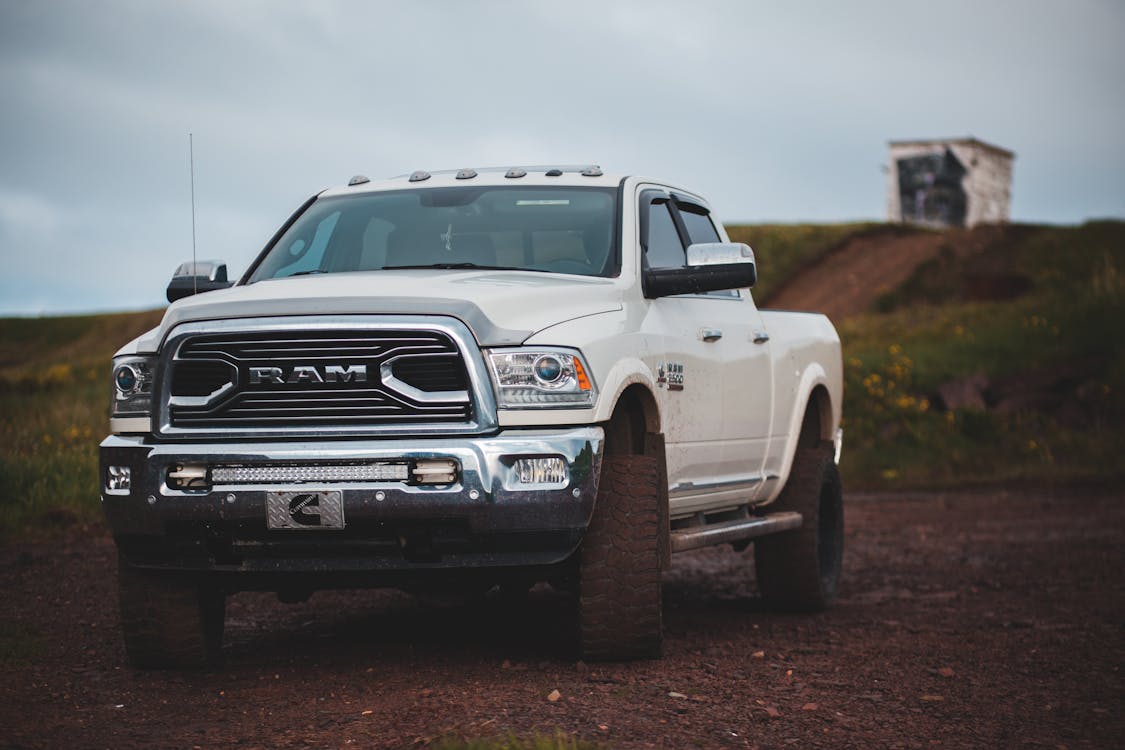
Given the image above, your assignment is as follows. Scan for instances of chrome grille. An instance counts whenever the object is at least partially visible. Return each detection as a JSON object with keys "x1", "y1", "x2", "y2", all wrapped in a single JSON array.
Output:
[{"x1": 167, "y1": 328, "x2": 472, "y2": 430}]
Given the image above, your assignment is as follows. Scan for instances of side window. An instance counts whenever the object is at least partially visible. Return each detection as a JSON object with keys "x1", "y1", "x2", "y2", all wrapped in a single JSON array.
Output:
[
  {"x1": 680, "y1": 203, "x2": 740, "y2": 299},
  {"x1": 680, "y1": 207, "x2": 721, "y2": 245},
  {"x1": 645, "y1": 202, "x2": 685, "y2": 269}
]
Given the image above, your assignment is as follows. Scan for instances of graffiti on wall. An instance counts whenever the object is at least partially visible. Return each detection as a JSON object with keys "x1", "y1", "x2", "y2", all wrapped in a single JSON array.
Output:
[{"x1": 897, "y1": 148, "x2": 968, "y2": 227}]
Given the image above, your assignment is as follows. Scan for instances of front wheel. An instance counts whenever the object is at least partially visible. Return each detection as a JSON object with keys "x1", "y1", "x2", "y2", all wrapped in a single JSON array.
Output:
[
  {"x1": 754, "y1": 446, "x2": 843, "y2": 611},
  {"x1": 577, "y1": 454, "x2": 664, "y2": 660},
  {"x1": 117, "y1": 554, "x2": 225, "y2": 669}
]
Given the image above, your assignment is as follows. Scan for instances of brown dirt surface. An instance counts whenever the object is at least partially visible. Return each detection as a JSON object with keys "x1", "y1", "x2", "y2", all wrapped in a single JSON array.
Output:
[
  {"x1": 2, "y1": 485, "x2": 1122, "y2": 749},
  {"x1": 764, "y1": 230, "x2": 948, "y2": 319}
]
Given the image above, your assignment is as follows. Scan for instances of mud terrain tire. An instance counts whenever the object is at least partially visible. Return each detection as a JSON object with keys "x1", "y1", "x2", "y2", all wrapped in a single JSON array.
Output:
[
  {"x1": 117, "y1": 554, "x2": 225, "y2": 669},
  {"x1": 754, "y1": 445, "x2": 843, "y2": 611},
  {"x1": 578, "y1": 454, "x2": 663, "y2": 660}
]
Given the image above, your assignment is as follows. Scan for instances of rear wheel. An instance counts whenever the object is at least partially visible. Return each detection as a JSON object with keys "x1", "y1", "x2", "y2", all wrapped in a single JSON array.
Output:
[
  {"x1": 577, "y1": 454, "x2": 664, "y2": 660},
  {"x1": 754, "y1": 445, "x2": 843, "y2": 611},
  {"x1": 117, "y1": 554, "x2": 225, "y2": 669}
]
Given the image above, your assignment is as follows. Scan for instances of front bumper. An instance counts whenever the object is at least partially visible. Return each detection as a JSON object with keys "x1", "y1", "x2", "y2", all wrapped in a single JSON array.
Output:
[{"x1": 100, "y1": 427, "x2": 603, "y2": 581}]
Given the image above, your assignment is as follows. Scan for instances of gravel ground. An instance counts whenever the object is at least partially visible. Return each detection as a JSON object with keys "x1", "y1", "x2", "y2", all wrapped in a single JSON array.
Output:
[{"x1": 2, "y1": 485, "x2": 1122, "y2": 749}]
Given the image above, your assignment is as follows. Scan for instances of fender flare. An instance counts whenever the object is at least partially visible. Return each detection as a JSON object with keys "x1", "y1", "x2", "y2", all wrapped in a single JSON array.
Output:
[
  {"x1": 774, "y1": 362, "x2": 835, "y2": 497},
  {"x1": 593, "y1": 356, "x2": 662, "y2": 432}
]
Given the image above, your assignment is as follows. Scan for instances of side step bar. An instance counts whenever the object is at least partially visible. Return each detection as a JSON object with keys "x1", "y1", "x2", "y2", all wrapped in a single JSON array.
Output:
[{"x1": 670, "y1": 511, "x2": 803, "y2": 553}]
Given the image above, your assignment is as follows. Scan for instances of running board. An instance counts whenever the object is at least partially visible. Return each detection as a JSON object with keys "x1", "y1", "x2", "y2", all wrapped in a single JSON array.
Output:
[{"x1": 670, "y1": 511, "x2": 803, "y2": 553}]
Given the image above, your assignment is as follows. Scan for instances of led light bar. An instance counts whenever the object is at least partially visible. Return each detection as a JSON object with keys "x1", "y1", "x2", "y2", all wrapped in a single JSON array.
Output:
[{"x1": 211, "y1": 463, "x2": 410, "y2": 484}]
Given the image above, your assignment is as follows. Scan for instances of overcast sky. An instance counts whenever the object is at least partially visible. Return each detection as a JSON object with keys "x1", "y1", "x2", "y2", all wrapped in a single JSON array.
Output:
[{"x1": 1, "y1": 0, "x2": 1123, "y2": 316}]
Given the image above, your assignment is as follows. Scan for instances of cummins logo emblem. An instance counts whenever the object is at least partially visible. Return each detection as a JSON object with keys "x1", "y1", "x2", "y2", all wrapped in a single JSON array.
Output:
[
  {"x1": 267, "y1": 490, "x2": 344, "y2": 530},
  {"x1": 288, "y1": 493, "x2": 322, "y2": 526},
  {"x1": 249, "y1": 364, "x2": 367, "y2": 385}
]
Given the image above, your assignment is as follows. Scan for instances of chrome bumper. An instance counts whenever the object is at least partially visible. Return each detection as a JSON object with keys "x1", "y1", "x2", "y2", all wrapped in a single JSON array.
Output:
[{"x1": 100, "y1": 427, "x2": 603, "y2": 573}]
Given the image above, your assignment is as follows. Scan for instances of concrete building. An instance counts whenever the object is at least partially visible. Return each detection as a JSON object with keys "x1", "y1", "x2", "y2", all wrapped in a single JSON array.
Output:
[{"x1": 887, "y1": 137, "x2": 1014, "y2": 228}]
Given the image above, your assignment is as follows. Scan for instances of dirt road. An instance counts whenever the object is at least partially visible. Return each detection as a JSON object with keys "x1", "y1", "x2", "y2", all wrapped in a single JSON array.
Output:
[
  {"x1": 2, "y1": 486, "x2": 1122, "y2": 749},
  {"x1": 764, "y1": 230, "x2": 947, "y2": 319}
]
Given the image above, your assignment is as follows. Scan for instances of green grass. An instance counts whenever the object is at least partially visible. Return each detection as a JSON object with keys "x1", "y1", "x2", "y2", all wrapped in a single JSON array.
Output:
[
  {"x1": 0, "y1": 378, "x2": 106, "y2": 535},
  {"x1": 0, "y1": 310, "x2": 163, "y2": 384},
  {"x1": 0, "y1": 310, "x2": 163, "y2": 539},
  {"x1": 837, "y1": 221, "x2": 1125, "y2": 488}
]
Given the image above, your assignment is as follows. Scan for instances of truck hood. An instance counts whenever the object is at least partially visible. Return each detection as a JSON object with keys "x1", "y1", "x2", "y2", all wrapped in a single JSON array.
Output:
[{"x1": 137, "y1": 270, "x2": 623, "y2": 351}]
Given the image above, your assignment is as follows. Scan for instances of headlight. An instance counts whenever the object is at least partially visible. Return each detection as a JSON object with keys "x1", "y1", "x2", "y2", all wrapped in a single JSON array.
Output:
[
  {"x1": 111, "y1": 355, "x2": 155, "y2": 418},
  {"x1": 486, "y1": 348, "x2": 596, "y2": 408}
]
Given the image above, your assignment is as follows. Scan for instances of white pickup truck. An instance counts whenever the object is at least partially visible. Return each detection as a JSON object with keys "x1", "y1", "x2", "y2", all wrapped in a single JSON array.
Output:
[{"x1": 100, "y1": 165, "x2": 843, "y2": 667}]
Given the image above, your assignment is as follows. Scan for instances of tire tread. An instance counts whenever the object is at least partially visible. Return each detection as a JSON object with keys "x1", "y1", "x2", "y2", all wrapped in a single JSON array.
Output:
[
  {"x1": 754, "y1": 445, "x2": 843, "y2": 612},
  {"x1": 578, "y1": 454, "x2": 664, "y2": 660}
]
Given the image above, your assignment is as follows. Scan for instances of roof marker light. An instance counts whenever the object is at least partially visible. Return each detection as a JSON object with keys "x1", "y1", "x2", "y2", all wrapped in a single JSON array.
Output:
[
  {"x1": 545, "y1": 169, "x2": 563, "y2": 177},
  {"x1": 505, "y1": 168, "x2": 527, "y2": 178},
  {"x1": 456, "y1": 168, "x2": 477, "y2": 180},
  {"x1": 409, "y1": 171, "x2": 431, "y2": 182},
  {"x1": 581, "y1": 166, "x2": 603, "y2": 177},
  {"x1": 348, "y1": 174, "x2": 370, "y2": 186}
]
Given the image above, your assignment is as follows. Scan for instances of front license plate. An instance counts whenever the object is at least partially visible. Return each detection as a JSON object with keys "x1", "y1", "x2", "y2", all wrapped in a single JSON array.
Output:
[{"x1": 266, "y1": 491, "x2": 345, "y2": 530}]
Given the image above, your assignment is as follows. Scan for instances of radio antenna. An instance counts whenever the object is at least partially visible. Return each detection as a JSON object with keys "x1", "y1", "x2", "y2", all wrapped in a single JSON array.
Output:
[{"x1": 189, "y1": 132, "x2": 197, "y2": 296}]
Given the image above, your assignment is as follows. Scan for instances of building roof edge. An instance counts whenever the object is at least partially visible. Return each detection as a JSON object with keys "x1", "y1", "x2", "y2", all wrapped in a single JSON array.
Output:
[{"x1": 887, "y1": 137, "x2": 1015, "y2": 159}]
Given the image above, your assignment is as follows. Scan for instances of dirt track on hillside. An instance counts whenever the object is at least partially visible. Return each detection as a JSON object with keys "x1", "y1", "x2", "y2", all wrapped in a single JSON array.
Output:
[
  {"x1": 765, "y1": 231, "x2": 948, "y2": 319},
  {"x1": 2, "y1": 486, "x2": 1122, "y2": 749}
]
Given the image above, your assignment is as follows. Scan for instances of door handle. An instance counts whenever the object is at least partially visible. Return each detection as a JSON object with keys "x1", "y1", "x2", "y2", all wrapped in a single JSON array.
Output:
[
  {"x1": 752, "y1": 331, "x2": 770, "y2": 344},
  {"x1": 699, "y1": 328, "x2": 723, "y2": 342}
]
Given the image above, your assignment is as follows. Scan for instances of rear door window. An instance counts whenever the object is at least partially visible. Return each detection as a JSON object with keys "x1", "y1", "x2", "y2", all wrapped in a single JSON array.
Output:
[{"x1": 680, "y1": 208, "x2": 720, "y2": 245}]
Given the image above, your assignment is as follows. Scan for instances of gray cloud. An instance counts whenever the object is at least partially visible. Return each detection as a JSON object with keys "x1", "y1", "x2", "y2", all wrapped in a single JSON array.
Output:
[{"x1": 1, "y1": 0, "x2": 1123, "y2": 314}]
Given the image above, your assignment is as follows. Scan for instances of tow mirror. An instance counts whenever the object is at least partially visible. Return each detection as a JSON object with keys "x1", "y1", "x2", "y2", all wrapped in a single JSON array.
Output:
[
  {"x1": 644, "y1": 242, "x2": 757, "y2": 298},
  {"x1": 686, "y1": 242, "x2": 756, "y2": 272},
  {"x1": 166, "y1": 260, "x2": 234, "y2": 302}
]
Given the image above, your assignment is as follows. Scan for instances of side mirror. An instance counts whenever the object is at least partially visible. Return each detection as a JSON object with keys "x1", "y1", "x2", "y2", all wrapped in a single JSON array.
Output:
[
  {"x1": 166, "y1": 260, "x2": 234, "y2": 303},
  {"x1": 644, "y1": 242, "x2": 757, "y2": 298},
  {"x1": 686, "y1": 242, "x2": 756, "y2": 272}
]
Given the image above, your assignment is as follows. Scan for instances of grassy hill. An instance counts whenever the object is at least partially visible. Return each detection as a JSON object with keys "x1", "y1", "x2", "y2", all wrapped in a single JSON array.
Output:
[
  {"x1": 850, "y1": 222, "x2": 1125, "y2": 486},
  {"x1": 0, "y1": 310, "x2": 163, "y2": 537},
  {"x1": 1, "y1": 221, "x2": 1123, "y2": 538}
]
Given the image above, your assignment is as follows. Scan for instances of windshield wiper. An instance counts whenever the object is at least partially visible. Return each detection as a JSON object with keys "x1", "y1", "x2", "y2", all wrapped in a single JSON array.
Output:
[
  {"x1": 287, "y1": 270, "x2": 324, "y2": 277},
  {"x1": 382, "y1": 263, "x2": 523, "y2": 271}
]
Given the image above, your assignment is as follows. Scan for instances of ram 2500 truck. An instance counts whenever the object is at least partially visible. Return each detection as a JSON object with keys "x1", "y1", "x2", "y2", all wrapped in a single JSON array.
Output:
[{"x1": 100, "y1": 165, "x2": 843, "y2": 667}]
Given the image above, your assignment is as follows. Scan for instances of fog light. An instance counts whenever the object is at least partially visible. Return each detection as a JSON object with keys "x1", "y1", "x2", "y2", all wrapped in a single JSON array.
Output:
[
  {"x1": 412, "y1": 459, "x2": 458, "y2": 485},
  {"x1": 513, "y1": 457, "x2": 568, "y2": 485},
  {"x1": 106, "y1": 465, "x2": 131, "y2": 492},
  {"x1": 168, "y1": 463, "x2": 208, "y2": 490}
]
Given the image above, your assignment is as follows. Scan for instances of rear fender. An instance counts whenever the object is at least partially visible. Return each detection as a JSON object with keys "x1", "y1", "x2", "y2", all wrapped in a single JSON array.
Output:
[{"x1": 772, "y1": 363, "x2": 835, "y2": 501}]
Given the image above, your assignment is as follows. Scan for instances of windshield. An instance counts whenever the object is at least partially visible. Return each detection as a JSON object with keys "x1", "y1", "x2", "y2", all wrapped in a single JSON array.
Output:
[{"x1": 247, "y1": 186, "x2": 618, "y2": 282}]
